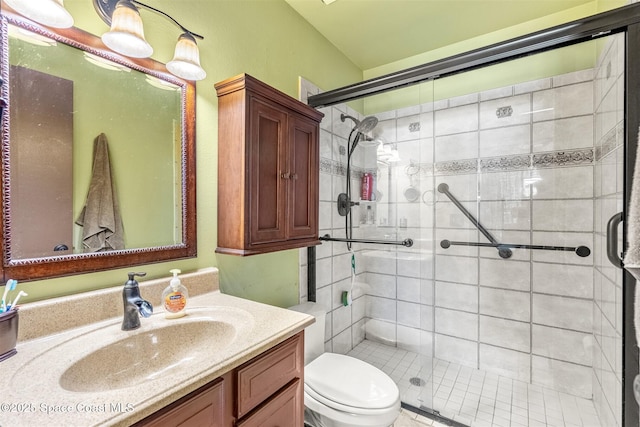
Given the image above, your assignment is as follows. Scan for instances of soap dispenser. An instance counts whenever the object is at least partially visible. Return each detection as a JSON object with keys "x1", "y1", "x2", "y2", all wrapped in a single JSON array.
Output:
[{"x1": 162, "y1": 269, "x2": 188, "y2": 319}]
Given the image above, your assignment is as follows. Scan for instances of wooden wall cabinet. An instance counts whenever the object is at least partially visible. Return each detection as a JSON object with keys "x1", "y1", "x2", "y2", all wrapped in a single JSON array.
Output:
[
  {"x1": 135, "y1": 332, "x2": 304, "y2": 427},
  {"x1": 215, "y1": 74, "x2": 324, "y2": 256}
]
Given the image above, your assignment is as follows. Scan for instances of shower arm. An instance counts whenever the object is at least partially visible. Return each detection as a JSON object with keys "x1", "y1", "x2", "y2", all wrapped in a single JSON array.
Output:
[{"x1": 320, "y1": 234, "x2": 414, "y2": 248}]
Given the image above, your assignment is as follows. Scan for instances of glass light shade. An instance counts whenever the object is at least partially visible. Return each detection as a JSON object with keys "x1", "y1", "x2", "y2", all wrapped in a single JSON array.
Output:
[
  {"x1": 166, "y1": 33, "x2": 206, "y2": 81},
  {"x1": 101, "y1": 0, "x2": 153, "y2": 58},
  {"x1": 4, "y1": 0, "x2": 74, "y2": 28}
]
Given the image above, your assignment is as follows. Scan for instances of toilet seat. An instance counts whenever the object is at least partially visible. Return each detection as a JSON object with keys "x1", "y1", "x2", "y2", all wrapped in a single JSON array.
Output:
[{"x1": 305, "y1": 353, "x2": 400, "y2": 414}]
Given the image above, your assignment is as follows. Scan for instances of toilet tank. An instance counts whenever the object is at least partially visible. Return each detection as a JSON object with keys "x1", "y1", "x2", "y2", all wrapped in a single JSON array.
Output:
[{"x1": 288, "y1": 302, "x2": 326, "y2": 363}]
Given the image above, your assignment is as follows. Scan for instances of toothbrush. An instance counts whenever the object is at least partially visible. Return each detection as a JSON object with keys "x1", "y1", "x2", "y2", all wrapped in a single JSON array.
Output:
[
  {"x1": 7, "y1": 290, "x2": 27, "y2": 311},
  {"x1": 1, "y1": 279, "x2": 16, "y2": 313}
]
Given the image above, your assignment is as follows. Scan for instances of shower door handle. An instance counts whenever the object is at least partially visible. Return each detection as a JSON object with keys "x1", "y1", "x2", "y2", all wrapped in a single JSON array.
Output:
[{"x1": 606, "y1": 212, "x2": 624, "y2": 269}]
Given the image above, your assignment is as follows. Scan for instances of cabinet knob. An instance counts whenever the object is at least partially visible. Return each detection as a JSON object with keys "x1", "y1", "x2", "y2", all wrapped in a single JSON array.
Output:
[{"x1": 280, "y1": 172, "x2": 290, "y2": 179}]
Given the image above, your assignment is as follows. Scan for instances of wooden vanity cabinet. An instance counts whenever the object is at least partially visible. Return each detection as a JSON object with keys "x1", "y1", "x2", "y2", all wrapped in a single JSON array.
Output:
[
  {"x1": 215, "y1": 73, "x2": 324, "y2": 256},
  {"x1": 135, "y1": 332, "x2": 304, "y2": 427},
  {"x1": 135, "y1": 374, "x2": 232, "y2": 427}
]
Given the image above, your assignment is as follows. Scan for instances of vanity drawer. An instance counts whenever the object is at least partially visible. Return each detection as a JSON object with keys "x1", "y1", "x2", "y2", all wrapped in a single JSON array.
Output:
[
  {"x1": 236, "y1": 379, "x2": 302, "y2": 427},
  {"x1": 137, "y1": 376, "x2": 226, "y2": 427},
  {"x1": 236, "y1": 332, "x2": 303, "y2": 418}
]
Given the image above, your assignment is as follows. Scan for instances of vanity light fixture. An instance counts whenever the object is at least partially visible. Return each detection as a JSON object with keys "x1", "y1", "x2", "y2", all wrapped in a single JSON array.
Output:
[
  {"x1": 93, "y1": 0, "x2": 206, "y2": 81},
  {"x1": 100, "y1": 0, "x2": 153, "y2": 58},
  {"x1": 3, "y1": 0, "x2": 74, "y2": 29}
]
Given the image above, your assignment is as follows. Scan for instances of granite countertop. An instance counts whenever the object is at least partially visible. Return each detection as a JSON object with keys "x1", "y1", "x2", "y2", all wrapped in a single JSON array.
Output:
[{"x1": 0, "y1": 268, "x2": 314, "y2": 426}]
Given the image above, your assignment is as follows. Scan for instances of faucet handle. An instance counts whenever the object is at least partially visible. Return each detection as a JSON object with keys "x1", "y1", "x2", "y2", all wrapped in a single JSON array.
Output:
[{"x1": 125, "y1": 272, "x2": 146, "y2": 287}]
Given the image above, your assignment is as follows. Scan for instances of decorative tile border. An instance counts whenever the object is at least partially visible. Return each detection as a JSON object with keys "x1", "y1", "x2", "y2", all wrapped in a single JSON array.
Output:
[
  {"x1": 325, "y1": 147, "x2": 595, "y2": 178},
  {"x1": 320, "y1": 157, "x2": 376, "y2": 179},
  {"x1": 532, "y1": 149, "x2": 594, "y2": 168},
  {"x1": 435, "y1": 148, "x2": 594, "y2": 175},
  {"x1": 480, "y1": 155, "x2": 530, "y2": 172},
  {"x1": 595, "y1": 127, "x2": 618, "y2": 161},
  {"x1": 320, "y1": 158, "x2": 333, "y2": 174},
  {"x1": 434, "y1": 159, "x2": 477, "y2": 175}
]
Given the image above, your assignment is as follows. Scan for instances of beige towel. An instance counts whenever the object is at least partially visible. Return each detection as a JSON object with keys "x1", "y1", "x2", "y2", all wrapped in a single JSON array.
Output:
[{"x1": 75, "y1": 133, "x2": 124, "y2": 252}]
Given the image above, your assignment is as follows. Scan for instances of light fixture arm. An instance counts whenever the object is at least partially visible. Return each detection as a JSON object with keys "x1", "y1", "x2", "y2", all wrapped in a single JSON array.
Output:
[
  {"x1": 93, "y1": 0, "x2": 203, "y2": 40},
  {"x1": 130, "y1": 0, "x2": 204, "y2": 40}
]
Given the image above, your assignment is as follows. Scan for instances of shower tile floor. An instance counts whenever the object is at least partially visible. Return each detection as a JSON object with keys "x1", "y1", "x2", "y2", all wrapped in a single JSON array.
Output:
[{"x1": 348, "y1": 340, "x2": 603, "y2": 427}]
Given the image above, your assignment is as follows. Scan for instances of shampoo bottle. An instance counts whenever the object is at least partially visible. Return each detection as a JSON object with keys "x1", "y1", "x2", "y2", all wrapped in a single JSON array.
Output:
[{"x1": 162, "y1": 269, "x2": 188, "y2": 319}]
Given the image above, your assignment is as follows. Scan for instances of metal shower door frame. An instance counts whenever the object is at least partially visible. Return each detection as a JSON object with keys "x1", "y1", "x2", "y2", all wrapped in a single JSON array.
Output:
[{"x1": 306, "y1": 4, "x2": 640, "y2": 425}]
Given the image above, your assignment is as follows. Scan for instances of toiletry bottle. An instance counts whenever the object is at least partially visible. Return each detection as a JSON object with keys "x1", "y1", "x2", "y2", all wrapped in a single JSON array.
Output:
[
  {"x1": 366, "y1": 205, "x2": 374, "y2": 224},
  {"x1": 361, "y1": 173, "x2": 373, "y2": 201},
  {"x1": 162, "y1": 269, "x2": 188, "y2": 319}
]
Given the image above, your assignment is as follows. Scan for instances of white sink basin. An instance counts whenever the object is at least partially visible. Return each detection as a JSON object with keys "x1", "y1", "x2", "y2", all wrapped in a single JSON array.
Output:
[
  {"x1": 60, "y1": 319, "x2": 236, "y2": 392},
  {"x1": 12, "y1": 306, "x2": 254, "y2": 393}
]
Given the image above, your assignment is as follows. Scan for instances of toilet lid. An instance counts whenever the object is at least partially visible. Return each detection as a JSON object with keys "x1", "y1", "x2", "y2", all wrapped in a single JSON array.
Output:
[{"x1": 305, "y1": 353, "x2": 399, "y2": 410}]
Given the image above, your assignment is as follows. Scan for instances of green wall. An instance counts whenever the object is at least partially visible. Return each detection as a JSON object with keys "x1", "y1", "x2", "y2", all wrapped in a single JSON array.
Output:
[
  {"x1": 12, "y1": 0, "x2": 361, "y2": 306},
  {"x1": 8, "y1": 0, "x2": 627, "y2": 307}
]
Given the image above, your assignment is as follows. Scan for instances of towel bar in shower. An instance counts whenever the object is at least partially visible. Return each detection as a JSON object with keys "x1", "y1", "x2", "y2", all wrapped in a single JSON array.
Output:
[
  {"x1": 440, "y1": 239, "x2": 591, "y2": 257},
  {"x1": 320, "y1": 234, "x2": 414, "y2": 247}
]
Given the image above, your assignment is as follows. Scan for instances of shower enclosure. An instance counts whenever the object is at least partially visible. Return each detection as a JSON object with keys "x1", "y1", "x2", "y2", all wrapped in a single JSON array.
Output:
[{"x1": 301, "y1": 4, "x2": 640, "y2": 427}]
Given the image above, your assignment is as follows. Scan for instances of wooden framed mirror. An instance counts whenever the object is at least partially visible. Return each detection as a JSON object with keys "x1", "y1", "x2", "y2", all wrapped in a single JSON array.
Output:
[{"x1": 0, "y1": 9, "x2": 197, "y2": 281}]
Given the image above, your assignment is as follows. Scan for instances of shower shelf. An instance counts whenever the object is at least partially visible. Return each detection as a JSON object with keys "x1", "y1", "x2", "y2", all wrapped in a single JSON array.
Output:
[
  {"x1": 320, "y1": 234, "x2": 414, "y2": 247},
  {"x1": 440, "y1": 239, "x2": 591, "y2": 257}
]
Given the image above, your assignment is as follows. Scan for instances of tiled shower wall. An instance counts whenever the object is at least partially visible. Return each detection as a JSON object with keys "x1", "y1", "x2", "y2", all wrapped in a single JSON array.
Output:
[
  {"x1": 299, "y1": 79, "x2": 371, "y2": 355},
  {"x1": 299, "y1": 32, "x2": 623, "y2": 425}
]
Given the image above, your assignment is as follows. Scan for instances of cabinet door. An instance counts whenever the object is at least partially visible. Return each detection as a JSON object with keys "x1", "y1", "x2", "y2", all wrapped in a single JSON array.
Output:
[
  {"x1": 236, "y1": 380, "x2": 302, "y2": 427},
  {"x1": 249, "y1": 96, "x2": 288, "y2": 246},
  {"x1": 287, "y1": 114, "x2": 319, "y2": 241},
  {"x1": 236, "y1": 333, "x2": 303, "y2": 418}
]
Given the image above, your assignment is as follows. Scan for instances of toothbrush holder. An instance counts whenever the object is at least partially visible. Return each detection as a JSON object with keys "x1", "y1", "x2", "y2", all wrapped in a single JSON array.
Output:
[{"x1": 0, "y1": 309, "x2": 18, "y2": 361}]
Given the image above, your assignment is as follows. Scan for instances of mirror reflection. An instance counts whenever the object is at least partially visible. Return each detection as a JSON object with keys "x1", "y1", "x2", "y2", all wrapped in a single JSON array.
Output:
[
  {"x1": 8, "y1": 24, "x2": 182, "y2": 259},
  {"x1": 0, "y1": 13, "x2": 196, "y2": 280}
]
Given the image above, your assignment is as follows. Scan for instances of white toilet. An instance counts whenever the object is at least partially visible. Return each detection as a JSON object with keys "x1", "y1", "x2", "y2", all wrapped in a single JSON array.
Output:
[{"x1": 290, "y1": 302, "x2": 401, "y2": 427}]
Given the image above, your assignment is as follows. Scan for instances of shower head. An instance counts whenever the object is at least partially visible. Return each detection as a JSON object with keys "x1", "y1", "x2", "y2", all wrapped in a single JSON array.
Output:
[
  {"x1": 357, "y1": 115, "x2": 379, "y2": 133},
  {"x1": 341, "y1": 113, "x2": 378, "y2": 134}
]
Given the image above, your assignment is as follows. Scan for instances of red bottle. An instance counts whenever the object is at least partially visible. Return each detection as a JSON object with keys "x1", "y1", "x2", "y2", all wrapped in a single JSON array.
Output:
[{"x1": 361, "y1": 173, "x2": 373, "y2": 201}]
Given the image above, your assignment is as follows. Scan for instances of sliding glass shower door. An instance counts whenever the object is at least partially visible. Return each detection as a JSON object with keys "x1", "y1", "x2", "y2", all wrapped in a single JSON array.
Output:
[
  {"x1": 424, "y1": 33, "x2": 623, "y2": 427},
  {"x1": 339, "y1": 31, "x2": 626, "y2": 427}
]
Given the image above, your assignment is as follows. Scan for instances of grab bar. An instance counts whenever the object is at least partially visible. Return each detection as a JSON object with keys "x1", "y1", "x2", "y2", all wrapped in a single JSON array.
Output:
[
  {"x1": 320, "y1": 234, "x2": 414, "y2": 248},
  {"x1": 440, "y1": 240, "x2": 591, "y2": 257},
  {"x1": 437, "y1": 183, "x2": 513, "y2": 259}
]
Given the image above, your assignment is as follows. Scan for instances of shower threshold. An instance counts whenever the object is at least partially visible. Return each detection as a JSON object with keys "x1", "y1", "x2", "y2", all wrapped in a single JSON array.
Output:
[{"x1": 348, "y1": 340, "x2": 603, "y2": 427}]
